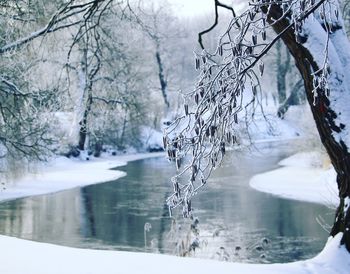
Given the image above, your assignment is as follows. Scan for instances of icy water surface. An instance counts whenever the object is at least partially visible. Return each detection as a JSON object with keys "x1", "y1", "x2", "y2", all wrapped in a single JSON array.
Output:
[{"x1": 0, "y1": 142, "x2": 334, "y2": 263}]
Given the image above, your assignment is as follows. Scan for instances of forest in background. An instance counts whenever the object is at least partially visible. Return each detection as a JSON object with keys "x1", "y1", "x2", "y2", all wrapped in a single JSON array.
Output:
[{"x1": 0, "y1": 0, "x2": 334, "y2": 178}]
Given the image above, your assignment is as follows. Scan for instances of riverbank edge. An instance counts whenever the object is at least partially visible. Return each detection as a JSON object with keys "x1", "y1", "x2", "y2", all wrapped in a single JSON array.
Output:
[
  {"x1": 0, "y1": 151, "x2": 165, "y2": 203},
  {"x1": 249, "y1": 151, "x2": 339, "y2": 207}
]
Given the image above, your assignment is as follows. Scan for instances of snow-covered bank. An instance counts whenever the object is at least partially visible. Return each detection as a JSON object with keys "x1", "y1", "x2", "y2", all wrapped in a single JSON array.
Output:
[
  {"x1": 0, "y1": 152, "x2": 164, "y2": 202},
  {"x1": 0, "y1": 233, "x2": 348, "y2": 274},
  {"x1": 250, "y1": 151, "x2": 338, "y2": 206}
]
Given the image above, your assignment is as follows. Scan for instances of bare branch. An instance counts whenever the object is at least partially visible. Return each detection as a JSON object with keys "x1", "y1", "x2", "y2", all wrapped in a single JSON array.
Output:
[
  {"x1": 198, "y1": 0, "x2": 240, "y2": 50},
  {"x1": 0, "y1": 0, "x2": 112, "y2": 55}
]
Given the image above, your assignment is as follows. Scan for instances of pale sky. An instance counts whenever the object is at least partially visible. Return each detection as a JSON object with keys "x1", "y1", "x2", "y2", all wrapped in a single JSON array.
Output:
[
  {"x1": 169, "y1": 0, "x2": 215, "y2": 18},
  {"x1": 157, "y1": 0, "x2": 243, "y2": 18}
]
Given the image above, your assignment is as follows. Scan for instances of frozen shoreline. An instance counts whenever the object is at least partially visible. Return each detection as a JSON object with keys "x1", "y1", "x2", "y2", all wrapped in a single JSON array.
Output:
[
  {"x1": 0, "y1": 152, "x2": 165, "y2": 202},
  {"x1": 249, "y1": 151, "x2": 339, "y2": 207},
  {"x1": 0, "y1": 150, "x2": 349, "y2": 273}
]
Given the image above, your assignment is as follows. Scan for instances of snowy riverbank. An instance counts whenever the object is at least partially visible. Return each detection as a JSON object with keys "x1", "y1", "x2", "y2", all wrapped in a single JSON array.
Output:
[
  {"x1": 0, "y1": 152, "x2": 164, "y2": 202},
  {"x1": 0, "y1": 232, "x2": 348, "y2": 274},
  {"x1": 250, "y1": 151, "x2": 339, "y2": 207},
  {"x1": 0, "y1": 150, "x2": 349, "y2": 273}
]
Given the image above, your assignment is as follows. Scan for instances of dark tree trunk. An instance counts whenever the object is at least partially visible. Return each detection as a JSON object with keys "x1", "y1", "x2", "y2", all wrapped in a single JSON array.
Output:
[
  {"x1": 265, "y1": 5, "x2": 350, "y2": 251},
  {"x1": 78, "y1": 88, "x2": 93, "y2": 151},
  {"x1": 155, "y1": 48, "x2": 170, "y2": 109},
  {"x1": 277, "y1": 79, "x2": 304, "y2": 119},
  {"x1": 93, "y1": 141, "x2": 103, "y2": 157},
  {"x1": 118, "y1": 110, "x2": 128, "y2": 149}
]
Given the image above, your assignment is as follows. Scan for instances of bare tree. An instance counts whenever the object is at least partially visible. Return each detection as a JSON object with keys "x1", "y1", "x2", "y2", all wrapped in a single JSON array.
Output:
[
  {"x1": 277, "y1": 79, "x2": 304, "y2": 118},
  {"x1": 275, "y1": 39, "x2": 306, "y2": 118},
  {"x1": 276, "y1": 39, "x2": 290, "y2": 104},
  {"x1": 165, "y1": 0, "x2": 350, "y2": 252},
  {"x1": 72, "y1": 32, "x2": 103, "y2": 152},
  {"x1": 63, "y1": 7, "x2": 150, "y2": 153},
  {"x1": 127, "y1": 3, "x2": 186, "y2": 113}
]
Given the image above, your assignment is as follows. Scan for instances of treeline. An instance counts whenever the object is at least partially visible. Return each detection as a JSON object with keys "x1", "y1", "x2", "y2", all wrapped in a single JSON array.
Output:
[
  {"x1": 0, "y1": 0, "x2": 198, "y2": 166},
  {"x1": 0, "y1": 0, "x2": 309, "y2": 172}
]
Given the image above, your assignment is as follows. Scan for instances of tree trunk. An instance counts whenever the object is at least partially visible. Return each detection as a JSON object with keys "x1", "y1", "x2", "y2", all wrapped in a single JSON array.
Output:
[
  {"x1": 155, "y1": 46, "x2": 170, "y2": 110},
  {"x1": 277, "y1": 79, "x2": 304, "y2": 119},
  {"x1": 78, "y1": 88, "x2": 92, "y2": 151},
  {"x1": 276, "y1": 39, "x2": 290, "y2": 104},
  {"x1": 265, "y1": 4, "x2": 350, "y2": 251}
]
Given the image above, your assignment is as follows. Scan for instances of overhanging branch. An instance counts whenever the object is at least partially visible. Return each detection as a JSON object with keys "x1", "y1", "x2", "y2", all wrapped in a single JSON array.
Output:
[{"x1": 198, "y1": 0, "x2": 239, "y2": 50}]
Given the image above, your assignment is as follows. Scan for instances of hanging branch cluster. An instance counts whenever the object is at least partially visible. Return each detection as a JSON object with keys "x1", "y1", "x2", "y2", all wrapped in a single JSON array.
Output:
[{"x1": 164, "y1": 0, "x2": 338, "y2": 218}]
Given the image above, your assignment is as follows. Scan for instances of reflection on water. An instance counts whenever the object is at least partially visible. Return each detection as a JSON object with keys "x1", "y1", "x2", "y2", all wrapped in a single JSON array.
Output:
[{"x1": 0, "y1": 142, "x2": 334, "y2": 263}]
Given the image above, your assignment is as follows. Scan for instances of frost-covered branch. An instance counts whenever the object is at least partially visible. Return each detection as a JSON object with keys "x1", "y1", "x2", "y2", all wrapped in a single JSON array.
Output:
[
  {"x1": 0, "y1": 0, "x2": 116, "y2": 55},
  {"x1": 164, "y1": 0, "x2": 339, "y2": 218},
  {"x1": 92, "y1": 96, "x2": 125, "y2": 105}
]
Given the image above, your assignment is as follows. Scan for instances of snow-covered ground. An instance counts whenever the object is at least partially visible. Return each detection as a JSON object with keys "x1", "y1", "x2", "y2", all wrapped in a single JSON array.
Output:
[
  {"x1": 243, "y1": 99, "x2": 316, "y2": 140},
  {"x1": 0, "y1": 232, "x2": 348, "y2": 274},
  {"x1": 0, "y1": 152, "x2": 164, "y2": 202},
  {"x1": 0, "y1": 150, "x2": 349, "y2": 273},
  {"x1": 250, "y1": 151, "x2": 339, "y2": 207}
]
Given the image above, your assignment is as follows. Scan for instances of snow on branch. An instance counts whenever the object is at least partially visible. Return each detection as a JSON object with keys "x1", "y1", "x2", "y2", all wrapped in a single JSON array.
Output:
[{"x1": 0, "y1": 0, "x2": 115, "y2": 55}]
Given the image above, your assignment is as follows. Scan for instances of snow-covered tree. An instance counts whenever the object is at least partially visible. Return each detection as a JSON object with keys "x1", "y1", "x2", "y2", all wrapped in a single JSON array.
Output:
[
  {"x1": 0, "y1": 0, "x2": 65, "y2": 161},
  {"x1": 165, "y1": 0, "x2": 350, "y2": 252},
  {"x1": 126, "y1": 2, "x2": 194, "y2": 119},
  {"x1": 0, "y1": 0, "x2": 153, "y2": 156}
]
